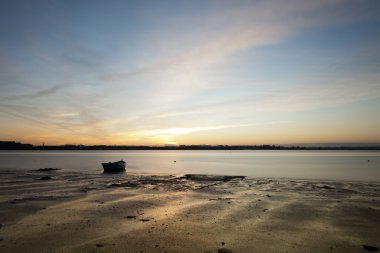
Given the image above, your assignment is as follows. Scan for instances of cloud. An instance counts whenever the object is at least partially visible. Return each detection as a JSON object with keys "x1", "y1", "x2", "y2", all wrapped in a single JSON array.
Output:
[
  {"x1": 128, "y1": 121, "x2": 290, "y2": 143},
  {"x1": 0, "y1": 98, "x2": 112, "y2": 143},
  {"x1": 0, "y1": 84, "x2": 64, "y2": 102},
  {"x1": 255, "y1": 74, "x2": 380, "y2": 112},
  {"x1": 93, "y1": 0, "x2": 380, "y2": 107},
  {"x1": 130, "y1": 125, "x2": 246, "y2": 137},
  {"x1": 50, "y1": 112, "x2": 81, "y2": 118},
  {"x1": 98, "y1": 0, "x2": 367, "y2": 83}
]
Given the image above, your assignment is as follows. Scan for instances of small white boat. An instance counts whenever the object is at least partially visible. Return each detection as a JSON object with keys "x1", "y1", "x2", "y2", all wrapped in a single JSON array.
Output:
[{"x1": 102, "y1": 160, "x2": 126, "y2": 173}]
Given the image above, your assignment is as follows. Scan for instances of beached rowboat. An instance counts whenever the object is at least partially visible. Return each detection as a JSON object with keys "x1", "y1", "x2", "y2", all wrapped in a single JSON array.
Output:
[{"x1": 102, "y1": 160, "x2": 126, "y2": 173}]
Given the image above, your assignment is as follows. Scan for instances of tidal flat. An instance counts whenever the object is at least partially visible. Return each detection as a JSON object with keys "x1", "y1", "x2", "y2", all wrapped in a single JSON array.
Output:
[{"x1": 0, "y1": 169, "x2": 379, "y2": 253}]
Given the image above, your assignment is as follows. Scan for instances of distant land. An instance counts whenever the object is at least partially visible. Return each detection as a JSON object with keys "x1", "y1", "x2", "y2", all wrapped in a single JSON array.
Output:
[{"x1": 1, "y1": 141, "x2": 379, "y2": 150}]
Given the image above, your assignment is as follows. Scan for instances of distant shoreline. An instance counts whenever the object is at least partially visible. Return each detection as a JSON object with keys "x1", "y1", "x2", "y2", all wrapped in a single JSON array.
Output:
[{"x1": 1, "y1": 141, "x2": 379, "y2": 150}]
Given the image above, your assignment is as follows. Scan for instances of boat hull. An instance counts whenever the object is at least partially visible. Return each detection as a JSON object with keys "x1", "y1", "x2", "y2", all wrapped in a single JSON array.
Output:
[{"x1": 102, "y1": 160, "x2": 126, "y2": 173}]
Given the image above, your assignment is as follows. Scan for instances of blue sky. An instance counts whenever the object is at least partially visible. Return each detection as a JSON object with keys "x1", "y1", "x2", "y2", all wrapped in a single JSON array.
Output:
[{"x1": 0, "y1": 0, "x2": 380, "y2": 145}]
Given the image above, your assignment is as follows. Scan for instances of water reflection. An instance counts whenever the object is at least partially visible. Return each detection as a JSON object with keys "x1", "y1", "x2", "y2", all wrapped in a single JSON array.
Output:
[{"x1": 0, "y1": 150, "x2": 379, "y2": 181}]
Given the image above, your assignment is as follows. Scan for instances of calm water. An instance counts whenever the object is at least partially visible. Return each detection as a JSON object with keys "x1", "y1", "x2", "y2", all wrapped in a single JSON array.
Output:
[{"x1": 0, "y1": 150, "x2": 379, "y2": 181}]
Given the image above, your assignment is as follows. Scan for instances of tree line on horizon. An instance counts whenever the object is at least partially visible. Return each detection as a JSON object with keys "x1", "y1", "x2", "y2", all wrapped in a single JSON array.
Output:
[{"x1": 1, "y1": 141, "x2": 379, "y2": 150}]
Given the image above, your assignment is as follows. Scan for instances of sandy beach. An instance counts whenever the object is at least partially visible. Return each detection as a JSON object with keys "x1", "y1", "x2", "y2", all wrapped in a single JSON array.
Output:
[{"x1": 0, "y1": 169, "x2": 379, "y2": 253}]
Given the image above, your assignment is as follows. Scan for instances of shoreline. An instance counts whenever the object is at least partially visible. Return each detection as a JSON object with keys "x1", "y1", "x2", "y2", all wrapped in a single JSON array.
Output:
[{"x1": 0, "y1": 169, "x2": 379, "y2": 253}]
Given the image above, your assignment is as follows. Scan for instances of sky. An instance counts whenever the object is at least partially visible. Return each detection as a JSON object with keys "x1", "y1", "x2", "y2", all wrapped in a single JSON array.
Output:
[{"x1": 0, "y1": 0, "x2": 380, "y2": 146}]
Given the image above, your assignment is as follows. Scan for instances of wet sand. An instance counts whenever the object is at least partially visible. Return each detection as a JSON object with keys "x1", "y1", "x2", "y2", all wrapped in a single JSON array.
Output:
[{"x1": 0, "y1": 169, "x2": 379, "y2": 253}]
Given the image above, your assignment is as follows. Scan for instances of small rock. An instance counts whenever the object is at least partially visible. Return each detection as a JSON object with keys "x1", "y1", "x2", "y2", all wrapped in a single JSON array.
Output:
[
  {"x1": 140, "y1": 218, "x2": 150, "y2": 222},
  {"x1": 40, "y1": 176, "x2": 52, "y2": 180},
  {"x1": 362, "y1": 245, "x2": 379, "y2": 251},
  {"x1": 320, "y1": 185, "x2": 334, "y2": 189},
  {"x1": 125, "y1": 215, "x2": 137, "y2": 219},
  {"x1": 35, "y1": 168, "x2": 60, "y2": 172},
  {"x1": 96, "y1": 244, "x2": 104, "y2": 247}
]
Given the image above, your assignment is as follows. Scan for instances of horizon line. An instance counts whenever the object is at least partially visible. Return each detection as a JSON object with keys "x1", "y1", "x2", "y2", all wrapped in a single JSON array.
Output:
[{"x1": 1, "y1": 141, "x2": 380, "y2": 150}]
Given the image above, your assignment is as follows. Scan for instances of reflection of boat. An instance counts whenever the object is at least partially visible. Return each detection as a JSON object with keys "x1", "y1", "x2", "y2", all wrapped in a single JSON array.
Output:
[{"x1": 102, "y1": 160, "x2": 126, "y2": 173}]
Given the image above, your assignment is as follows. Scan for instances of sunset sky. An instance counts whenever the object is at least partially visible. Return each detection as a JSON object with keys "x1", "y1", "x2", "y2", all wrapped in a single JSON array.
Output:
[{"x1": 1, "y1": 0, "x2": 380, "y2": 145}]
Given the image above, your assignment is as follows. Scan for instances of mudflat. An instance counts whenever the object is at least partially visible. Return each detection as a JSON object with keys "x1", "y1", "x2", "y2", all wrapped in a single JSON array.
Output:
[{"x1": 0, "y1": 170, "x2": 379, "y2": 253}]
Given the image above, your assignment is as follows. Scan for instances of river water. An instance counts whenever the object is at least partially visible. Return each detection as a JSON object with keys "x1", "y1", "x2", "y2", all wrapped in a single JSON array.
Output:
[{"x1": 0, "y1": 150, "x2": 379, "y2": 181}]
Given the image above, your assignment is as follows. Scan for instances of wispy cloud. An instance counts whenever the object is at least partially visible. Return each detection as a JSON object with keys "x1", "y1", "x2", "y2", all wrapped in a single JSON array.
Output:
[
  {"x1": 93, "y1": 0, "x2": 380, "y2": 107},
  {"x1": 0, "y1": 84, "x2": 65, "y2": 102},
  {"x1": 98, "y1": 0, "x2": 366, "y2": 82},
  {"x1": 50, "y1": 112, "x2": 81, "y2": 118},
  {"x1": 128, "y1": 121, "x2": 290, "y2": 144},
  {"x1": 255, "y1": 74, "x2": 380, "y2": 112}
]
